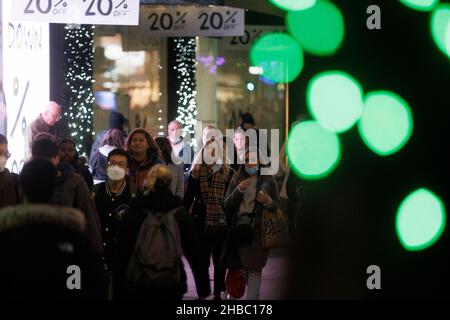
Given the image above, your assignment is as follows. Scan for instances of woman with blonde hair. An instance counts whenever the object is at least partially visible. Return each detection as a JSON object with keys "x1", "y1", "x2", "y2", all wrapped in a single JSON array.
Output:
[{"x1": 184, "y1": 139, "x2": 235, "y2": 300}]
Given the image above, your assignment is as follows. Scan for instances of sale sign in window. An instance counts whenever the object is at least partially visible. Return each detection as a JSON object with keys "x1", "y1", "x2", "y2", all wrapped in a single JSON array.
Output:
[
  {"x1": 2, "y1": 0, "x2": 50, "y2": 173},
  {"x1": 12, "y1": 0, "x2": 140, "y2": 26}
]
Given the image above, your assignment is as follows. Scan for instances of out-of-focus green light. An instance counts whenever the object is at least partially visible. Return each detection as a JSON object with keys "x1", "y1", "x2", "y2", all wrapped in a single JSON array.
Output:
[
  {"x1": 445, "y1": 21, "x2": 450, "y2": 57},
  {"x1": 307, "y1": 71, "x2": 364, "y2": 133},
  {"x1": 396, "y1": 189, "x2": 446, "y2": 251},
  {"x1": 430, "y1": 4, "x2": 450, "y2": 57},
  {"x1": 287, "y1": 120, "x2": 341, "y2": 180},
  {"x1": 246, "y1": 82, "x2": 255, "y2": 91},
  {"x1": 399, "y1": 0, "x2": 439, "y2": 12},
  {"x1": 358, "y1": 91, "x2": 413, "y2": 156},
  {"x1": 250, "y1": 32, "x2": 304, "y2": 83},
  {"x1": 269, "y1": 0, "x2": 316, "y2": 11},
  {"x1": 286, "y1": 0, "x2": 345, "y2": 56}
]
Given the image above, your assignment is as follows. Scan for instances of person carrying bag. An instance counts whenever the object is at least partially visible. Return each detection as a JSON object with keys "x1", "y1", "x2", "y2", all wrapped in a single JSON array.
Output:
[{"x1": 223, "y1": 147, "x2": 281, "y2": 300}]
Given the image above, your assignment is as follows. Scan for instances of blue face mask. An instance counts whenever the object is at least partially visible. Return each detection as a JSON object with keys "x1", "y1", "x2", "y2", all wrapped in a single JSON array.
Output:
[{"x1": 245, "y1": 166, "x2": 259, "y2": 176}]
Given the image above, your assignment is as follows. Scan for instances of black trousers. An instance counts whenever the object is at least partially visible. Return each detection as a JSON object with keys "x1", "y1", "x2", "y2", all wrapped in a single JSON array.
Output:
[{"x1": 195, "y1": 231, "x2": 227, "y2": 297}]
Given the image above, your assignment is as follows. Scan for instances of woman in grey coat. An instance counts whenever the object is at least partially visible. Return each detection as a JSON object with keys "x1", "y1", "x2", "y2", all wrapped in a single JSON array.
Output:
[{"x1": 224, "y1": 147, "x2": 280, "y2": 300}]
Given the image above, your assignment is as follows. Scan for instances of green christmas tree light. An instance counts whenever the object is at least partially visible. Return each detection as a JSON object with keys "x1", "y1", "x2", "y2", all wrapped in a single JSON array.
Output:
[
  {"x1": 399, "y1": 0, "x2": 439, "y2": 12},
  {"x1": 307, "y1": 71, "x2": 364, "y2": 133},
  {"x1": 286, "y1": 0, "x2": 345, "y2": 56},
  {"x1": 358, "y1": 91, "x2": 413, "y2": 156},
  {"x1": 269, "y1": 0, "x2": 316, "y2": 11},
  {"x1": 250, "y1": 32, "x2": 304, "y2": 83},
  {"x1": 287, "y1": 120, "x2": 341, "y2": 180},
  {"x1": 430, "y1": 3, "x2": 450, "y2": 58},
  {"x1": 396, "y1": 188, "x2": 446, "y2": 251}
]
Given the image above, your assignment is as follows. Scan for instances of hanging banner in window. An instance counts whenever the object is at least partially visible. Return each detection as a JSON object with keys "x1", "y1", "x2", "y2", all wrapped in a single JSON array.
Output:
[
  {"x1": 2, "y1": 0, "x2": 50, "y2": 173},
  {"x1": 11, "y1": 0, "x2": 140, "y2": 26},
  {"x1": 220, "y1": 25, "x2": 285, "y2": 51},
  {"x1": 137, "y1": 5, "x2": 244, "y2": 37}
]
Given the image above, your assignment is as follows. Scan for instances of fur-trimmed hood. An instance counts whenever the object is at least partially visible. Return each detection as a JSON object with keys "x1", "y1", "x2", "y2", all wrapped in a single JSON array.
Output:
[{"x1": 0, "y1": 204, "x2": 86, "y2": 234}]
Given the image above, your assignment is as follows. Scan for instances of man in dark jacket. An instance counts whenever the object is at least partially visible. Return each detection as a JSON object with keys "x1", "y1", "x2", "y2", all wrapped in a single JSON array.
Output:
[
  {"x1": 32, "y1": 138, "x2": 103, "y2": 256},
  {"x1": 0, "y1": 159, "x2": 105, "y2": 299},
  {"x1": 93, "y1": 148, "x2": 137, "y2": 299},
  {"x1": 25, "y1": 101, "x2": 62, "y2": 159},
  {"x1": 59, "y1": 138, "x2": 94, "y2": 190},
  {"x1": 0, "y1": 134, "x2": 20, "y2": 208}
]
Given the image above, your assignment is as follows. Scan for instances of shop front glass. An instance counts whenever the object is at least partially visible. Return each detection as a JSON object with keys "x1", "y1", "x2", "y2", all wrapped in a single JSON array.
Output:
[{"x1": 92, "y1": 5, "x2": 286, "y2": 151}]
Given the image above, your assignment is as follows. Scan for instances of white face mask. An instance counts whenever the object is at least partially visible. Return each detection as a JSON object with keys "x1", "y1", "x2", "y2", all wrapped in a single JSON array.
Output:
[
  {"x1": 0, "y1": 156, "x2": 7, "y2": 173},
  {"x1": 107, "y1": 165, "x2": 126, "y2": 181}
]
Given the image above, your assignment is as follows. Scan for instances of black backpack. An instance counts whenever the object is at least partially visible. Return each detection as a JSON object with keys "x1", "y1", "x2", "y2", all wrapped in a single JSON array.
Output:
[{"x1": 126, "y1": 208, "x2": 183, "y2": 289}]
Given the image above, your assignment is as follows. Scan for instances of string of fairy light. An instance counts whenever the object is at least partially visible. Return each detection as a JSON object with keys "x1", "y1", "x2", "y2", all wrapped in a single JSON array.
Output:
[
  {"x1": 63, "y1": 25, "x2": 95, "y2": 157},
  {"x1": 173, "y1": 38, "x2": 197, "y2": 145}
]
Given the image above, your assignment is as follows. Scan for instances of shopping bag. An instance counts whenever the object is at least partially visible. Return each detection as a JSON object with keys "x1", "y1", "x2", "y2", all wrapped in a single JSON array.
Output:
[
  {"x1": 225, "y1": 269, "x2": 246, "y2": 299},
  {"x1": 261, "y1": 208, "x2": 291, "y2": 248}
]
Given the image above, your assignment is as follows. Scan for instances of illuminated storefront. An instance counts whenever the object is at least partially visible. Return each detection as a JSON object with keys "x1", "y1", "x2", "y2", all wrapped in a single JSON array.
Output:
[
  {"x1": 1, "y1": 0, "x2": 287, "y2": 171},
  {"x1": 91, "y1": 0, "x2": 287, "y2": 146}
]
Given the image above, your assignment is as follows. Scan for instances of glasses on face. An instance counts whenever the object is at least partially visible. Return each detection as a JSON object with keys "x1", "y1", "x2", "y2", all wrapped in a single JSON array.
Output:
[
  {"x1": 0, "y1": 152, "x2": 11, "y2": 159},
  {"x1": 107, "y1": 161, "x2": 127, "y2": 168},
  {"x1": 49, "y1": 111, "x2": 62, "y2": 121}
]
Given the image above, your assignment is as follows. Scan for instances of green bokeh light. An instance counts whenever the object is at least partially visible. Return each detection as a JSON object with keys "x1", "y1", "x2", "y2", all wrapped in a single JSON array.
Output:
[
  {"x1": 269, "y1": 0, "x2": 316, "y2": 11},
  {"x1": 445, "y1": 21, "x2": 450, "y2": 57},
  {"x1": 358, "y1": 91, "x2": 413, "y2": 156},
  {"x1": 396, "y1": 189, "x2": 446, "y2": 251},
  {"x1": 250, "y1": 32, "x2": 304, "y2": 83},
  {"x1": 430, "y1": 4, "x2": 450, "y2": 57},
  {"x1": 286, "y1": 0, "x2": 345, "y2": 56},
  {"x1": 307, "y1": 71, "x2": 364, "y2": 133},
  {"x1": 287, "y1": 120, "x2": 341, "y2": 180},
  {"x1": 399, "y1": 0, "x2": 439, "y2": 12}
]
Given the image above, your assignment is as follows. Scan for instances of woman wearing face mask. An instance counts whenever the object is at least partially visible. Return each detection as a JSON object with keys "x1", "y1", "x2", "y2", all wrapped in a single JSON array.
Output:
[
  {"x1": 92, "y1": 148, "x2": 137, "y2": 299},
  {"x1": 223, "y1": 147, "x2": 281, "y2": 300},
  {"x1": 183, "y1": 139, "x2": 236, "y2": 300},
  {"x1": 0, "y1": 134, "x2": 21, "y2": 209}
]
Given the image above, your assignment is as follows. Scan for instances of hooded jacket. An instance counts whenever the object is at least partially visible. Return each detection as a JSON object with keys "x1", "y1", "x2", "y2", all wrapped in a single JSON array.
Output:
[
  {"x1": 54, "y1": 161, "x2": 103, "y2": 255},
  {"x1": 0, "y1": 204, "x2": 105, "y2": 299},
  {"x1": 90, "y1": 145, "x2": 118, "y2": 183},
  {"x1": 67, "y1": 159, "x2": 94, "y2": 191}
]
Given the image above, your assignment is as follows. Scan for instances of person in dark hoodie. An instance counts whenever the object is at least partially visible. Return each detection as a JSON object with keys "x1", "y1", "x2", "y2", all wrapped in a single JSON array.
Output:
[
  {"x1": 119, "y1": 164, "x2": 204, "y2": 300},
  {"x1": 59, "y1": 138, "x2": 94, "y2": 190},
  {"x1": 90, "y1": 111, "x2": 127, "y2": 164},
  {"x1": 0, "y1": 159, "x2": 105, "y2": 299},
  {"x1": 90, "y1": 128, "x2": 125, "y2": 185},
  {"x1": 31, "y1": 138, "x2": 103, "y2": 256},
  {"x1": 125, "y1": 128, "x2": 164, "y2": 191},
  {"x1": 0, "y1": 134, "x2": 20, "y2": 209}
]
